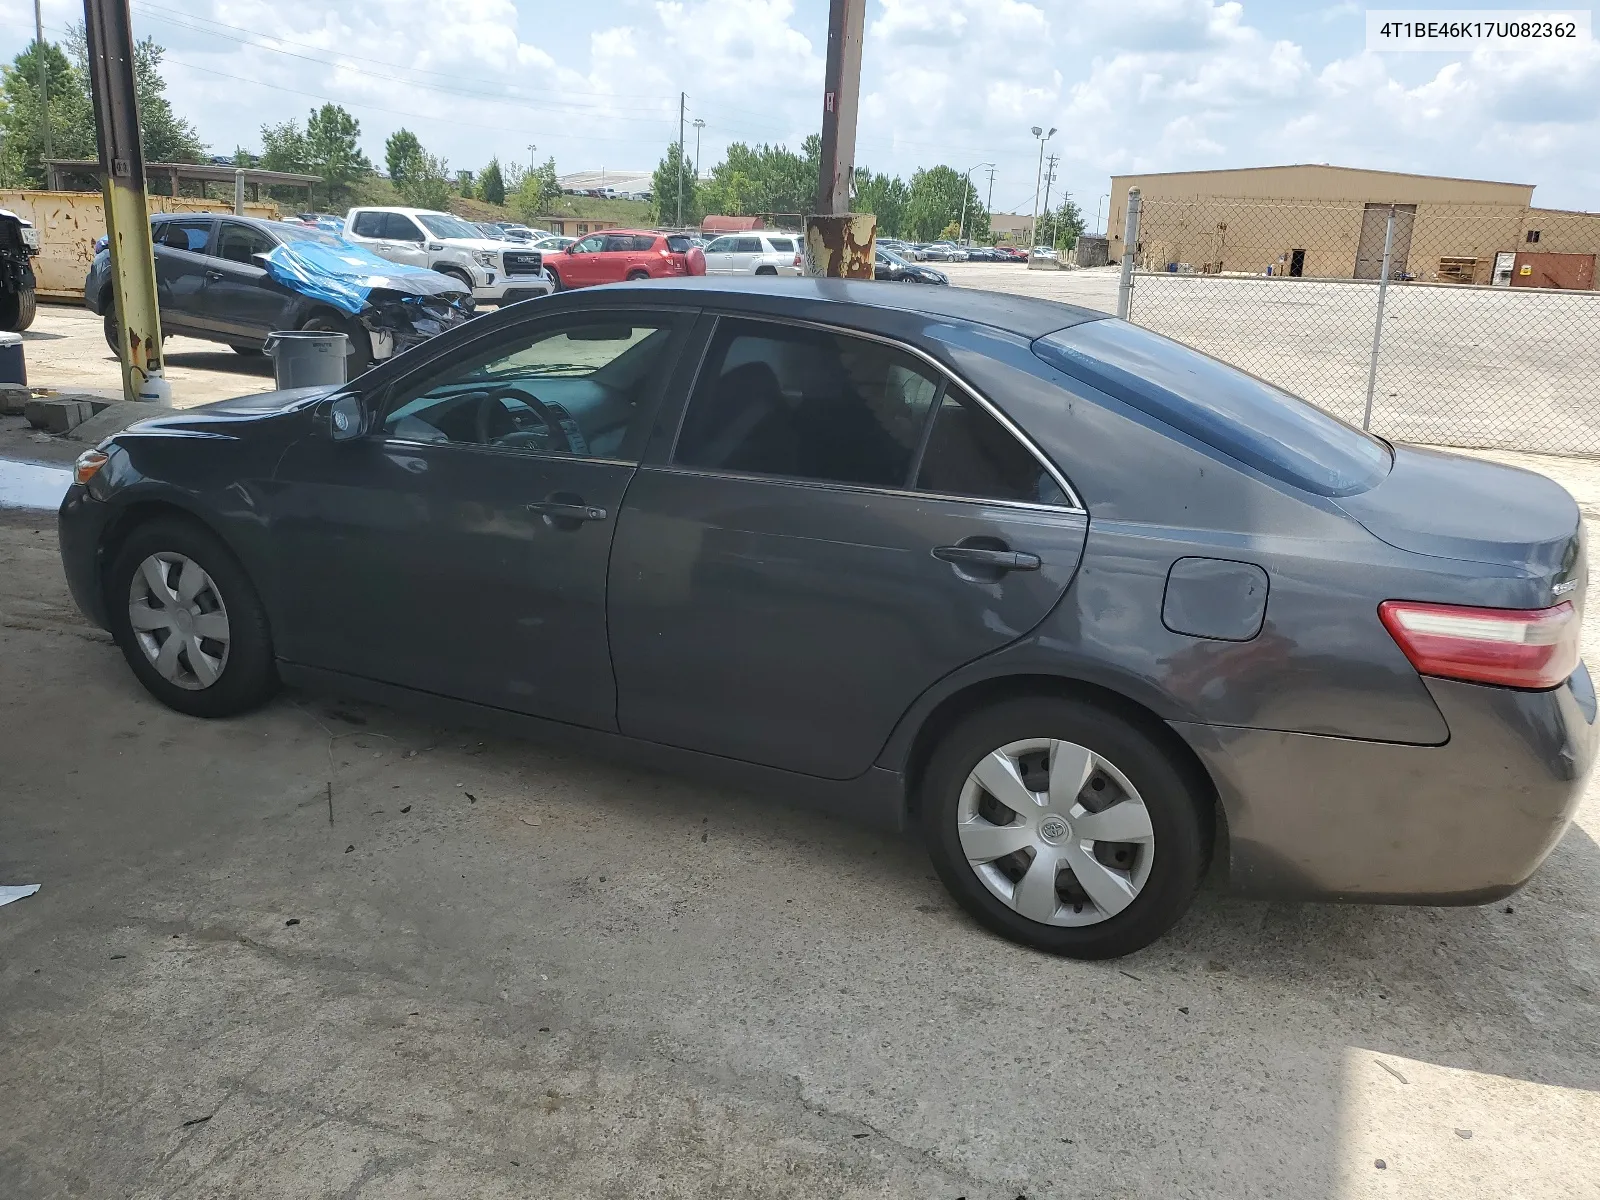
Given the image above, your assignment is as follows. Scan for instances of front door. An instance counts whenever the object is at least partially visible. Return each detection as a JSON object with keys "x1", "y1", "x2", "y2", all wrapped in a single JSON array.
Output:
[
  {"x1": 270, "y1": 309, "x2": 693, "y2": 727},
  {"x1": 380, "y1": 213, "x2": 431, "y2": 268},
  {"x1": 608, "y1": 316, "x2": 1088, "y2": 779},
  {"x1": 703, "y1": 237, "x2": 736, "y2": 274},
  {"x1": 203, "y1": 221, "x2": 289, "y2": 343},
  {"x1": 560, "y1": 235, "x2": 607, "y2": 287}
]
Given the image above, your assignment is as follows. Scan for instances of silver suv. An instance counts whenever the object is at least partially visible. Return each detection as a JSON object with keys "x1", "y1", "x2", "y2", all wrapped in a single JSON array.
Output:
[
  {"x1": 343, "y1": 206, "x2": 552, "y2": 304},
  {"x1": 702, "y1": 232, "x2": 803, "y2": 276}
]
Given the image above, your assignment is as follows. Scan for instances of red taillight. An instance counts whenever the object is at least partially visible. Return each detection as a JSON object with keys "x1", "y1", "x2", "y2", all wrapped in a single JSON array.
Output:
[
  {"x1": 1379, "y1": 599, "x2": 1580, "y2": 690},
  {"x1": 793, "y1": 253, "x2": 802, "y2": 267}
]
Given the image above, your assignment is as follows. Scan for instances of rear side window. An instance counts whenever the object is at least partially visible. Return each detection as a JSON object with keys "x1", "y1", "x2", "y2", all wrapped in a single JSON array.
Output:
[
  {"x1": 734, "y1": 238, "x2": 762, "y2": 253},
  {"x1": 675, "y1": 318, "x2": 941, "y2": 488},
  {"x1": 1032, "y1": 320, "x2": 1392, "y2": 497},
  {"x1": 916, "y1": 390, "x2": 1068, "y2": 506},
  {"x1": 604, "y1": 235, "x2": 635, "y2": 252},
  {"x1": 766, "y1": 237, "x2": 794, "y2": 252},
  {"x1": 665, "y1": 235, "x2": 694, "y2": 253},
  {"x1": 154, "y1": 219, "x2": 212, "y2": 253}
]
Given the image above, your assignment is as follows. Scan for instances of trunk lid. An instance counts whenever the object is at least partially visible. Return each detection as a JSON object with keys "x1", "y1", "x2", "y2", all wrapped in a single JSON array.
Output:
[{"x1": 1337, "y1": 445, "x2": 1584, "y2": 601}]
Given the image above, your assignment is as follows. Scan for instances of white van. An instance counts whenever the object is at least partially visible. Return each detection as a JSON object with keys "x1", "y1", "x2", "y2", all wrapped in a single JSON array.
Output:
[{"x1": 701, "y1": 232, "x2": 804, "y2": 276}]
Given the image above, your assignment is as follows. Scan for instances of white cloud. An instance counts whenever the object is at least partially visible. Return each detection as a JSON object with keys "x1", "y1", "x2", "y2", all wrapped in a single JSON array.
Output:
[{"x1": 6, "y1": 0, "x2": 1595, "y2": 212}]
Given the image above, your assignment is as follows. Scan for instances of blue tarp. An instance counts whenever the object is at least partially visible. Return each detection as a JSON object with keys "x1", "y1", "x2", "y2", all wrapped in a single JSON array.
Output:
[{"x1": 262, "y1": 238, "x2": 451, "y2": 316}]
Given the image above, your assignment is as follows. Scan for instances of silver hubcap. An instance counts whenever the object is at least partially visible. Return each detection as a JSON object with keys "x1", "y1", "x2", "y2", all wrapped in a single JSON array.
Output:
[
  {"x1": 127, "y1": 553, "x2": 230, "y2": 691},
  {"x1": 957, "y1": 738, "x2": 1156, "y2": 927}
]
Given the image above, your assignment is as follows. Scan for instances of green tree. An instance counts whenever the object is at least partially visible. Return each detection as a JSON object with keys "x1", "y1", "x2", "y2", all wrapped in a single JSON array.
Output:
[
  {"x1": 513, "y1": 156, "x2": 562, "y2": 221},
  {"x1": 396, "y1": 150, "x2": 451, "y2": 210},
  {"x1": 63, "y1": 26, "x2": 204, "y2": 167},
  {"x1": 479, "y1": 157, "x2": 505, "y2": 206},
  {"x1": 303, "y1": 103, "x2": 370, "y2": 208},
  {"x1": 456, "y1": 169, "x2": 474, "y2": 199},
  {"x1": 650, "y1": 141, "x2": 697, "y2": 226},
  {"x1": 385, "y1": 128, "x2": 423, "y2": 184},
  {"x1": 697, "y1": 139, "x2": 816, "y2": 220},
  {"x1": 852, "y1": 169, "x2": 908, "y2": 237},
  {"x1": 905, "y1": 165, "x2": 986, "y2": 242},
  {"x1": 0, "y1": 41, "x2": 93, "y2": 187},
  {"x1": 258, "y1": 118, "x2": 310, "y2": 174},
  {"x1": 1045, "y1": 194, "x2": 1086, "y2": 251}
]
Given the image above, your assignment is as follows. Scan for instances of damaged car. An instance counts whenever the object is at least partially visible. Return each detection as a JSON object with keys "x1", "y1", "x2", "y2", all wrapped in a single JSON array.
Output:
[{"x1": 84, "y1": 214, "x2": 474, "y2": 376}]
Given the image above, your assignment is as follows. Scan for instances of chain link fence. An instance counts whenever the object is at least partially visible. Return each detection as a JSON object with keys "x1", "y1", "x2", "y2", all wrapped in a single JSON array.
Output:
[{"x1": 1119, "y1": 195, "x2": 1600, "y2": 455}]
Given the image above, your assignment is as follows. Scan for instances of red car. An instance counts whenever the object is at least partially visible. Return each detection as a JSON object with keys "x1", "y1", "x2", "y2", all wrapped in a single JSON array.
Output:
[
  {"x1": 544, "y1": 229, "x2": 706, "y2": 290},
  {"x1": 995, "y1": 246, "x2": 1029, "y2": 262}
]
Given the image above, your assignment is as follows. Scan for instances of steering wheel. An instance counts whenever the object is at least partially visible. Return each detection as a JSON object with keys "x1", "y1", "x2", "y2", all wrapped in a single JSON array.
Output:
[{"x1": 471, "y1": 387, "x2": 572, "y2": 453}]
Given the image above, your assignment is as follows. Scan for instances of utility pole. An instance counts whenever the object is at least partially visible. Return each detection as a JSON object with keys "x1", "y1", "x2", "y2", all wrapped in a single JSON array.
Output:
[
  {"x1": 85, "y1": 0, "x2": 166, "y2": 402},
  {"x1": 35, "y1": 0, "x2": 52, "y2": 168},
  {"x1": 985, "y1": 166, "x2": 996, "y2": 222},
  {"x1": 1028, "y1": 126, "x2": 1055, "y2": 250},
  {"x1": 692, "y1": 118, "x2": 705, "y2": 181},
  {"x1": 807, "y1": 0, "x2": 872, "y2": 277},
  {"x1": 1040, "y1": 153, "x2": 1058, "y2": 246},
  {"x1": 676, "y1": 92, "x2": 686, "y2": 228}
]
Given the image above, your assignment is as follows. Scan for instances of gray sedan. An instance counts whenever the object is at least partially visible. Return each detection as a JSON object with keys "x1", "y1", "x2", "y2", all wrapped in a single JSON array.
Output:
[{"x1": 57, "y1": 278, "x2": 1593, "y2": 958}]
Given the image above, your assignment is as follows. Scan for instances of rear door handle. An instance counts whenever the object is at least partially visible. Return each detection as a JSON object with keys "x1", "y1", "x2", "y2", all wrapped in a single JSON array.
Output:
[
  {"x1": 205, "y1": 269, "x2": 224, "y2": 280},
  {"x1": 932, "y1": 545, "x2": 1041, "y2": 571},
  {"x1": 526, "y1": 500, "x2": 608, "y2": 522}
]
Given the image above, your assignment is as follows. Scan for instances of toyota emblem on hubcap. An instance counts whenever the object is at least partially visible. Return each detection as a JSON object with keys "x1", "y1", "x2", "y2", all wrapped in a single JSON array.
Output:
[{"x1": 1039, "y1": 816, "x2": 1069, "y2": 843}]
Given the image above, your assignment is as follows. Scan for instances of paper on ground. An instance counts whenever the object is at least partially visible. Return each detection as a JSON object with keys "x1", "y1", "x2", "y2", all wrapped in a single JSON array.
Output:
[{"x1": 0, "y1": 884, "x2": 40, "y2": 907}]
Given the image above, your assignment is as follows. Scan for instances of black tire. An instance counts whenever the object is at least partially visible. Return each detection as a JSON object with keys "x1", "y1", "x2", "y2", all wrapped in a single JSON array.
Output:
[
  {"x1": 231, "y1": 345, "x2": 264, "y2": 356},
  {"x1": 106, "y1": 517, "x2": 279, "y2": 718},
  {"x1": 301, "y1": 312, "x2": 374, "y2": 378},
  {"x1": 545, "y1": 267, "x2": 564, "y2": 292},
  {"x1": 436, "y1": 266, "x2": 474, "y2": 293},
  {"x1": 626, "y1": 269, "x2": 650, "y2": 281},
  {"x1": 920, "y1": 696, "x2": 1211, "y2": 959},
  {"x1": 0, "y1": 285, "x2": 37, "y2": 332},
  {"x1": 755, "y1": 265, "x2": 778, "y2": 276},
  {"x1": 104, "y1": 307, "x2": 120, "y2": 356}
]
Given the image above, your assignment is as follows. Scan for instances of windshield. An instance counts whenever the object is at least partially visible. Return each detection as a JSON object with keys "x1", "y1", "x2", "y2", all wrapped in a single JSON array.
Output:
[
  {"x1": 417, "y1": 213, "x2": 484, "y2": 240},
  {"x1": 1033, "y1": 319, "x2": 1392, "y2": 497}
]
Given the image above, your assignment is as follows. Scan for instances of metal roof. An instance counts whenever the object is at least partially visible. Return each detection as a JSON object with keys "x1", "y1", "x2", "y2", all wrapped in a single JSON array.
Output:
[{"x1": 46, "y1": 160, "x2": 322, "y2": 186}]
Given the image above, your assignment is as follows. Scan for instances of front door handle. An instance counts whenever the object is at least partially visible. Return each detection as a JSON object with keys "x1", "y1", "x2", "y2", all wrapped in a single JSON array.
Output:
[
  {"x1": 932, "y1": 545, "x2": 1041, "y2": 571},
  {"x1": 526, "y1": 500, "x2": 608, "y2": 522}
]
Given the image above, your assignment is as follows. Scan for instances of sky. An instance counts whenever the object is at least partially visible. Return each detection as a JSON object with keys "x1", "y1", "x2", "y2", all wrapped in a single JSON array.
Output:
[{"x1": 5, "y1": 0, "x2": 1598, "y2": 220}]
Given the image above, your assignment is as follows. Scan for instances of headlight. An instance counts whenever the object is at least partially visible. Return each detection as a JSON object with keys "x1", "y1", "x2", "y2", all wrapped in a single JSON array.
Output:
[{"x1": 473, "y1": 251, "x2": 497, "y2": 268}]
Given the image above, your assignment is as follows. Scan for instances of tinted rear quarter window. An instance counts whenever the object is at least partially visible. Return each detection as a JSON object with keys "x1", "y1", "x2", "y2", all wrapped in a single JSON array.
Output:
[
  {"x1": 632, "y1": 235, "x2": 658, "y2": 251},
  {"x1": 1032, "y1": 320, "x2": 1392, "y2": 497},
  {"x1": 916, "y1": 390, "x2": 1068, "y2": 506},
  {"x1": 766, "y1": 237, "x2": 794, "y2": 252}
]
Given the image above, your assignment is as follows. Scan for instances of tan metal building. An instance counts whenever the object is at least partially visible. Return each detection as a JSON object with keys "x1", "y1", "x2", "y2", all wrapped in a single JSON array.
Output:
[{"x1": 1105, "y1": 164, "x2": 1599, "y2": 286}]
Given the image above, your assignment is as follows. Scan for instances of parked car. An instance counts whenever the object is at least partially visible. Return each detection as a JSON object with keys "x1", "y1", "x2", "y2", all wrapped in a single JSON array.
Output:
[
  {"x1": 57, "y1": 278, "x2": 1593, "y2": 959},
  {"x1": 964, "y1": 246, "x2": 1007, "y2": 263},
  {"x1": 493, "y1": 223, "x2": 545, "y2": 243},
  {"x1": 541, "y1": 230, "x2": 705, "y2": 290},
  {"x1": 1030, "y1": 245, "x2": 1060, "y2": 262},
  {"x1": 701, "y1": 232, "x2": 804, "y2": 276},
  {"x1": 83, "y1": 214, "x2": 473, "y2": 375},
  {"x1": 0, "y1": 206, "x2": 40, "y2": 332},
  {"x1": 918, "y1": 243, "x2": 968, "y2": 262},
  {"x1": 533, "y1": 235, "x2": 577, "y2": 252},
  {"x1": 995, "y1": 246, "x2": 1029, "y2": 262},
  {"x1": 874, "y1": 248, "x2": 948, "y2": 284},
  {"x1": 292, "y1": 212, "x2": 345, "y2": 235},
  {"x1": 343, "y1": 206, "x2": 552, "y2": 304}
]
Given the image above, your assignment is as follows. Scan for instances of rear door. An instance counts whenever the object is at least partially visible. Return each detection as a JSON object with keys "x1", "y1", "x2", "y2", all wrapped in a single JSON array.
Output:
[
  {"x1": 729, "y1": 237, "x2": 762, "y2": 273},
  {"x1": 608, "y1": 316, "x2": 1088, "y2": 780},
  {"x1": 204, "y1": 221, "x2": 289, "y2": 342},
  {"x1": 599, "y1": 234, "x2": 640, "y2": 282},
  {"x1": 150, "y1": 218, "x2": 216, "y2": 332}
]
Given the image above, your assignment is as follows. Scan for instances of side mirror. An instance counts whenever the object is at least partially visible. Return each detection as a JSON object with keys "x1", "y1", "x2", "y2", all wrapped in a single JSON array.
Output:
[{"x1": 329, "y1": 394, "x2": 366, "y2": 442}]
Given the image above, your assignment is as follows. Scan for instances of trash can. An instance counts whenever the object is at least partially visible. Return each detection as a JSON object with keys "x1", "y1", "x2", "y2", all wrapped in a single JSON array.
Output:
[
  {"x1": 263, "y1": 330, "x2": 348, "y2": 390},
  {"x1": 0, "y1": 331, "x2": 24, "y2": 386}
]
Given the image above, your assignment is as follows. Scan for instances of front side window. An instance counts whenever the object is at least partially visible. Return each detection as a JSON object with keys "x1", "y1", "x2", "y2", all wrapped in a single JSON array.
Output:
[
  {"x1": 705, "y1": 237, "x2": 733, "y2": 253},
  {"x1": 154, "y1": 219, "x2": 212, "y2": 253},
  {"x1": 383, "y1": 213, "x2": 425, "y2": 241},
  {"x1": 574, "y1": 235, "x2": 605, "y2": 253},
  {"x1": 383, "y1": 318, "x2": 676, "y2": 461},
  {"x1": 674, "y1": 319, "x2": 941, "y2": 488},
  {"x1": 215, "y1": 222, "x2": 276, "y2": 264},
  {"x1": 915, "y1": 389, "x2": 1068, "y2": 506}
]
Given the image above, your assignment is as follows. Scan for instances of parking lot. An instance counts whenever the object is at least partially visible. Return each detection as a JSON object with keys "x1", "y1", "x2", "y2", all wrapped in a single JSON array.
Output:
[{"x1": 4, "y1": 272, "x2": 1600, "y2": 1200}]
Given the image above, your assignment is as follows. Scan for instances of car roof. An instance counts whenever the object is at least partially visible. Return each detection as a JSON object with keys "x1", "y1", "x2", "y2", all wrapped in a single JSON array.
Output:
[{"x1": 586, "y1": 276, "x2": 1104, "y2": 339}]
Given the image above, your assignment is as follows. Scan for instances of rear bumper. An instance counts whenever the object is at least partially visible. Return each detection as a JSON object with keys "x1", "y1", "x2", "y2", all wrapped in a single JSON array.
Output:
[
  {"x1": 58, "y1": 484, "x2": 113, "y2": 630},
  {"x1": 1173, "y1": 667, "x2": 1597, "y2": 903}
]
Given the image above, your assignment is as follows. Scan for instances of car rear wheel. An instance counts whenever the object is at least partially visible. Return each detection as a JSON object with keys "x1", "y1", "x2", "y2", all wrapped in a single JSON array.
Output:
[
  {"x1": 102, "y1": 308, "x2": 119, "y2": 355},
  {"x1": 301, "y1": 313, "x2": 373, "y2": 378},
  {"x1": 107, "y1": 518, "x2": 278, "y2": 718},
  {"x1": 0, "y1": 285, "x2": 37, "y2": 332},
  {"x1": 920, "y1": 696, "x2": 1211, "y2": 958},
  {"x1": 626, "y1": 269, "x2": 650, "y2": 281},
  {"x1": 755, "y1": 266, "x2": 778, "y2": 276}
]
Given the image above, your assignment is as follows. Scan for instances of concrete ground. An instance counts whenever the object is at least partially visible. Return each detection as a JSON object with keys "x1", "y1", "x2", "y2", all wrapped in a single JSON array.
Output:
[{"x1": 3, "y1": 280, "x2": 1599, "y2": 1199}]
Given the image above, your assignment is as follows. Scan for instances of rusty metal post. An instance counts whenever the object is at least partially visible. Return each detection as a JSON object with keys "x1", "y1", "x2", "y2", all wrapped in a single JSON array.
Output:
[
  {"x1": 85, "y1": 0, "x2": 166, "y2": 403},
  {"x1": 806, "y1": 0, "x2": 873, "y2": 278}
]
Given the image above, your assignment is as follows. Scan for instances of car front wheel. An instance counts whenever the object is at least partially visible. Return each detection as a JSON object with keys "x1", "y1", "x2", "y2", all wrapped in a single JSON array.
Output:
[
  {"x1": 921, "y1": 696, "x2": 1211, "y2": 958},
  {"x1": 107, "y1": 518, "x2": 279, "y2": 718}
]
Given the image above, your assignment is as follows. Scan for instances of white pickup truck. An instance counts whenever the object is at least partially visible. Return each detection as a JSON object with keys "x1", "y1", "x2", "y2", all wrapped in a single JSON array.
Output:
[{"x1": 342, "y1": 206, "x2": 553, "y2": 304}]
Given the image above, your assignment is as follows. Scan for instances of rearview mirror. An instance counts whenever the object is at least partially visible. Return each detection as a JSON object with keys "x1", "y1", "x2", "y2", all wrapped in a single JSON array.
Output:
[{"x1": 329, "y1": 394, "x2": 366, "y2": 442}]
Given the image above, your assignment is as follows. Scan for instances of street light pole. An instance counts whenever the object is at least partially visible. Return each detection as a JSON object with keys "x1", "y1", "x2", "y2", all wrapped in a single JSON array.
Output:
[
  {"x1": 1095, "y1": 192, "x2": 1109, "y2": 235},
  {"x1": 957, "y1": 161, "x2": 993, "y2": 245},
  {"x1": 35, "y1": 0, "x2": 51, "y2": 168},
  {"x1": 692, "y1": 118, "x2": 705, "y2": 180},
  {"x1": 527, "y1": 144, "x2": 536, "y2": 172},
  {"x1": 676, "y1": 91, "x2": 686, "y2": 227},
  {"x1": 1040, "y1": 153, "x2": 1058, "y2": 246},
  {"x1": 1028, "y1": 125, "x2": 1055, "y2": 249}
]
